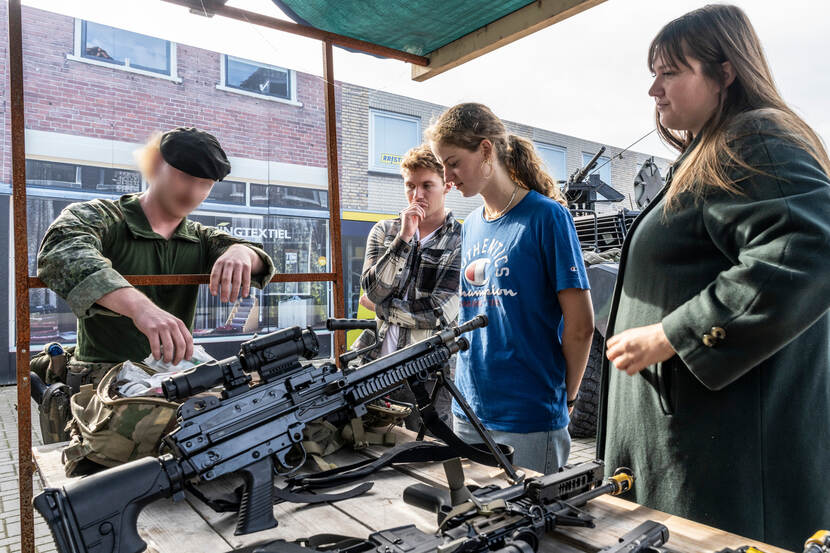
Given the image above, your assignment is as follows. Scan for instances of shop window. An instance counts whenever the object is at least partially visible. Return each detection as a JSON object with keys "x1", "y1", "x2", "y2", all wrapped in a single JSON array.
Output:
[
  {"x1": 205, "y1": 180, "x2": 247, "y2": 206},
  {"x1": 249, "y1": 183, "x2": 328, "y2": 210},
  {"x1": 26, "y1": 160, "x2": 142, "y2": 194}
]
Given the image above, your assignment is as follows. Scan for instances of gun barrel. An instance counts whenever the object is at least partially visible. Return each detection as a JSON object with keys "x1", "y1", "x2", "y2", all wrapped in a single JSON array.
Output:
[
  {"x1": 571, "y1": 146, "x2": 606, "y2": 184},
  {"x1": 327, "y1": 318, "x2": 377, "y2": 331},
  {"x1": 454, "y1": 315, "x2": 488, "y2": 336}
]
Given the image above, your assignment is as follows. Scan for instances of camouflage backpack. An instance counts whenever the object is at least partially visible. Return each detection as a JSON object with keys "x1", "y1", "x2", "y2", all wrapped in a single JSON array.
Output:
[
  {"x1": 299, "y1": 399, "x2": 413, "y2": 471},
  {"x1": 62, "y1": 361, "x2": 180, "y2": 477}
]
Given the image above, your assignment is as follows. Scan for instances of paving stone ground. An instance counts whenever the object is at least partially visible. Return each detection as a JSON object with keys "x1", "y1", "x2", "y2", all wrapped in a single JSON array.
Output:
[
  {"x1": 0, "y1": 385, "x2": 597, "y2": 552},
  {"x1": 0, "y1": 386, "x2": 56, "y2": 553}
]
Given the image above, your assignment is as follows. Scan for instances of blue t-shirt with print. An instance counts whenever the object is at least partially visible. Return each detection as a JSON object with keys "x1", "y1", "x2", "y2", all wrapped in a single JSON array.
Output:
[{"x1": 453, "y1": 190, "x2": 590, "y2": 433}]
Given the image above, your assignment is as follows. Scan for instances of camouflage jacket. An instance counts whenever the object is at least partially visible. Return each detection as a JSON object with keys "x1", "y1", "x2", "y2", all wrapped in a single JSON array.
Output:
[
  {"x1": 353, "y1": 212, "x2": 461, "y2": 360},
  {"x1": 37, "y1": 193, "x2": 276, "y2": 364}
]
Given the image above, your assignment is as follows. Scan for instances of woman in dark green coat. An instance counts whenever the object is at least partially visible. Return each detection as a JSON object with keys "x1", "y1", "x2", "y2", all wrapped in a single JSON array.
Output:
[{"x1": 597, "y1": 5, "x2": 830, "y2": 551}]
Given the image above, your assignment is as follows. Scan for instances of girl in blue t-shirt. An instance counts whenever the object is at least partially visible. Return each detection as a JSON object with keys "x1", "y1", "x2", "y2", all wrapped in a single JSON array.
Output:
[{"x1": 427, "y1": 103, "x2": 595, "y2": 473}]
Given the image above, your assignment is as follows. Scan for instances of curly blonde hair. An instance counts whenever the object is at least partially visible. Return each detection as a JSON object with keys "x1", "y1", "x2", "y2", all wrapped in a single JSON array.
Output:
[{"x1": 400, "y1": 144, "x2": 444, "y2": 179}]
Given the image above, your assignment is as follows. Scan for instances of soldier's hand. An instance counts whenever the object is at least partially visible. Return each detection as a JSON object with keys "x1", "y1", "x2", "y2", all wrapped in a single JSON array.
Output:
[
  {"x1": 132, "y1": 304, "x2": 194, "y2": 365},
  {"x1": 211, "y1": 244, "x2": 255, "y2": 303}
]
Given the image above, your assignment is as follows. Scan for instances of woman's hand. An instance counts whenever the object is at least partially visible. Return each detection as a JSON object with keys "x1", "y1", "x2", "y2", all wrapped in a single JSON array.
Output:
[{"x1": 606, "y1": 323, "x2": 676, "y2": 375}]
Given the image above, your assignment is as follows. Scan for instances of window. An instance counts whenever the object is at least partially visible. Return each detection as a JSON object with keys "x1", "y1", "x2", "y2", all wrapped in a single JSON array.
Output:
[
  {"x1": 369, "y1": 110, "x2": 420, "y2": 173},
  {"x1": 250, "y1": 184, "x2": 328, "y2": 210},
  {"x1": 189, "y1": 214, "x2": 331, "y2": 334},
  {"x1": 223, "y1": 56, "x2": 292, "y2": 100},
  {"x1": 80, "y1": 21, "x2": 171, "y2": 75},
  {"x1": 24, "y1": 201, "x2": 332, "y2": 347},
  {"x1": 582, "y1": 151, "x2": 612, "y2": 200},
  {"x1": 206, "y1": 181, "x2": 247, "y2": 206},
  {"x1": 535, "y1": 143, "x2": 567, "y2": 183},
  {"x1": 26, "y1": 160, "x2": 142, "y2": 194}
]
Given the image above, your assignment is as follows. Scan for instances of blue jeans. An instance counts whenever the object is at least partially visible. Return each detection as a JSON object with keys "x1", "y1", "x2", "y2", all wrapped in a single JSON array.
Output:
[{"x1": 453, "y1": 416, "x2": 571, "y2": 474}]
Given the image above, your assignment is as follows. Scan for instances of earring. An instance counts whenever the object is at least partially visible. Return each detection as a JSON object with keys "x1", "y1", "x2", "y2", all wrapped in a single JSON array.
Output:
[{"x1": 483, "y1": 158, "x2": 493, "y2": 178}]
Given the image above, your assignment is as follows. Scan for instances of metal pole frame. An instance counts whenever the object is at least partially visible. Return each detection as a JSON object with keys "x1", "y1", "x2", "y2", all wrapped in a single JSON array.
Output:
[{"x1": 10, "y1": 5, "x2": 349, "y2": 552}]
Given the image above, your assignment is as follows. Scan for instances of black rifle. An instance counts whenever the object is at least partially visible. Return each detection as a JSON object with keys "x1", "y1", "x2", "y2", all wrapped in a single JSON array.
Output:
[
  {"x1": 34, "y1": 316, "x2": 518, "y2": 553},
  {"x1": 236, "y1": 460, "x2": 636, "y2": 553}
]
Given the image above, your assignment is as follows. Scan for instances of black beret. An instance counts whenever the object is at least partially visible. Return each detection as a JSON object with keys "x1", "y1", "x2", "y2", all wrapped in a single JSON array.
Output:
[{"x1": 159, "y1": 127, "x2": 231, "y2": 181}]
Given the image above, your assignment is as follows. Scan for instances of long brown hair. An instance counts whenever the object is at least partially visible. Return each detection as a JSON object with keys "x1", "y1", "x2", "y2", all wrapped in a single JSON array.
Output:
[
  {"x1": 425, "y1": 103, "x2": 567, "y2": 206},
  {"x1": 650, "y1": 4, "x2": 830, "y2": 210}
]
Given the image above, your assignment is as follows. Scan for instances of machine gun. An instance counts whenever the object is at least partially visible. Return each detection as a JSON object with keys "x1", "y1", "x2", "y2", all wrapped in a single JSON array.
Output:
[
  {"x1": 34, "y1": 316, "x2": 520, "y2": 553},
  {"x1": 568, "y1": 146, "x2": 606, "y2": 187},
  {"x1": 235, "y1": 460, "x2": 636, "y2": 553}
]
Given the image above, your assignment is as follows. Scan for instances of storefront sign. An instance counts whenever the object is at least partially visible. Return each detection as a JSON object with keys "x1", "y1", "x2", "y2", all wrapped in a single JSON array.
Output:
[{"x1": 217, "y1": 224, "x2": 291, "y2": 240}]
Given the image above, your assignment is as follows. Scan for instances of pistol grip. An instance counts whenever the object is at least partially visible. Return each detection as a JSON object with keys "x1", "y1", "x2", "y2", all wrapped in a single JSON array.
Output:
[{"x1": 235, "y1": 456, "x2": 278, "y2": 535}]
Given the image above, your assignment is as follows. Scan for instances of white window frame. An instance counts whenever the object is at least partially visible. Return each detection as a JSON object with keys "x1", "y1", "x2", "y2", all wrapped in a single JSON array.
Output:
[
  {"x1": 368, "y1": 109, "x2": 421, "y2": 174},
  {"x1": 217, "y1": 55, "x2": 302, "y2": 107},
  {"x1": 67, "y1": 19, "x2": 182, "y2": 83},
  {"x1": 534, "y1": 142, "x2": 567, "y2": 183}
]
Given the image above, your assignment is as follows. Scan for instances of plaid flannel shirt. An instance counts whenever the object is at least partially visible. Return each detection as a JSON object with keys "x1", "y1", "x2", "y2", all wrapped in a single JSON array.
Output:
[{"x1": 352, "y1": 211, "x2": 462, "y2": 361}]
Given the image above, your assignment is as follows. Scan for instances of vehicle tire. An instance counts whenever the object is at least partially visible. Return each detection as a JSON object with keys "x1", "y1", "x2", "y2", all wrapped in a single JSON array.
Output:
[{"x1": 568, "y1": 329, "x2": 604, "y2": 439}]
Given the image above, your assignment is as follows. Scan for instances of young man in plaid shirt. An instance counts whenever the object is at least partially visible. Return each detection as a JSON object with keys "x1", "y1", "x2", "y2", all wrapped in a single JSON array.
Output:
[{"x1": 354, "y1": 144, "x2": 462, "y2": 428}]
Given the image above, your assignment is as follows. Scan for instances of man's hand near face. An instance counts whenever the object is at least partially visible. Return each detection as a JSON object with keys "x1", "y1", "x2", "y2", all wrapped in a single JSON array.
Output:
[{"x1": 399, "y1": 201, "x2": 426, "y2": 242}]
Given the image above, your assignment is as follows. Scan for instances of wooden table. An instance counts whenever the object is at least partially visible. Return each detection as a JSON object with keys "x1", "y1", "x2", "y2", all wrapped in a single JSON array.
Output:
[{"x1": 32, "y1": 435, "x2": 792, "y2": 553}]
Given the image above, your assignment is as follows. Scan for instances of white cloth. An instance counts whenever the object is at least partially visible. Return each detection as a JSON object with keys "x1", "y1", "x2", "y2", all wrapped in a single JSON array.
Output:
[{"x1": 380, "y1": 226, "x2": 439, "y2": 357}]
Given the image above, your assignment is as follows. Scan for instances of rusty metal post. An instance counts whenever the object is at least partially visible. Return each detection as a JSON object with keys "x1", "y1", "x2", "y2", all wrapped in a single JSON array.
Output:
[
  {"x1": 322, "y1": 40, "x2": 346, "y2": 361},
  {"x1": 8, "y1": 1, "x2": 35, "y2": 552}
]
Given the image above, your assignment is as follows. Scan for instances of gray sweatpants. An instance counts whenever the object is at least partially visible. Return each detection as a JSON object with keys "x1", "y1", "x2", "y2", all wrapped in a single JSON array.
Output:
[{"x1": 453, "y1": 416, "x2": 571, "y2": 474}]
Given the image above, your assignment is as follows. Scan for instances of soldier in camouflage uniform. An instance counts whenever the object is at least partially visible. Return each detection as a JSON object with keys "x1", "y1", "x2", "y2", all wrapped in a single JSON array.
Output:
[{"x1": 37, "y1": 127, "x2": 277, "y2": 389}]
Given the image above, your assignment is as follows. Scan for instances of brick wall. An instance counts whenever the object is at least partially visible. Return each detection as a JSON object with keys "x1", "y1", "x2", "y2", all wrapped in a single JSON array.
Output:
[
  {"x1": 1, "y1": 4, "x2": 672, "y2": 216},
  {"x1": 8, "y1": 6, "x2": 335, "y2": 172}
]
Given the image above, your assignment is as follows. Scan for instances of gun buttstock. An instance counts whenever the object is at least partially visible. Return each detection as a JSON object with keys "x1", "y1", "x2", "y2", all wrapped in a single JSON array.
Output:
[{"x1": 33, "y1": 456, "x2": 176, "y2": 553}]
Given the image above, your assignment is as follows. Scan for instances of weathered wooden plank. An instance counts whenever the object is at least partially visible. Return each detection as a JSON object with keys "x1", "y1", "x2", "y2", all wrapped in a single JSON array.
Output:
[
  {"x1": 183, "y1": 468, "x2": 372, "y2": 549},
  {"x1": 32, "y1": 445, "x2": 233, "y2": 553},
  {"x1": 33, "y1": 435, "x2": 795, "y2": 553},
  {"x1": 312, "y1": 450, "x2": 587, "y2": 553},
  {"x1": 361, "y1": 430, "x2": 794, "y2": 553}
]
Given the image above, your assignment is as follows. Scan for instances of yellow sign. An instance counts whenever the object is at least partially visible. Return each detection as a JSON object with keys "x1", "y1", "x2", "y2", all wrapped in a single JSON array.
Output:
[{"x1": 380, "y1": 153, "x2": 403, "y2": 165}]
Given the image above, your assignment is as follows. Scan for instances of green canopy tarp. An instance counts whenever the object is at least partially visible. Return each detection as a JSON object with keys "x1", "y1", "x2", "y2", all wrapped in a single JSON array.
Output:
[{"x1": 274, "y1": 0, "x2": 540, "y2": 56}]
